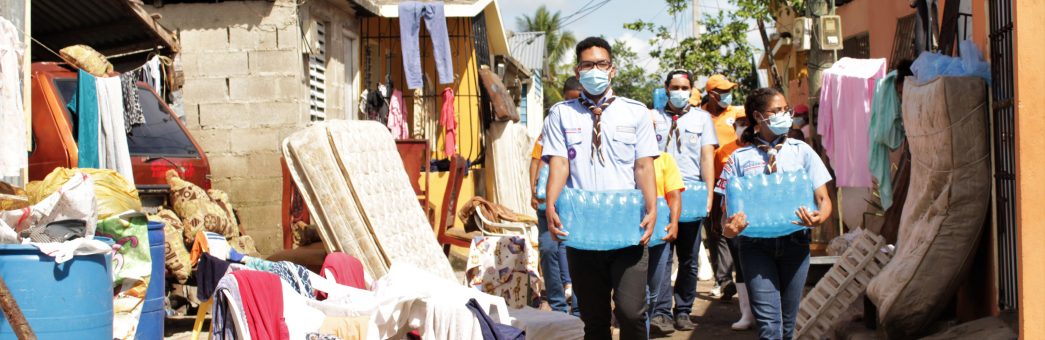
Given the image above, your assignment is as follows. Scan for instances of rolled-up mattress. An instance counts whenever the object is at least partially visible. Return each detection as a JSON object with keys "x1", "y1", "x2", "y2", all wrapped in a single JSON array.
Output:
[{"x1": 866, "y1": 76, "x2": 990, "y2": 338}]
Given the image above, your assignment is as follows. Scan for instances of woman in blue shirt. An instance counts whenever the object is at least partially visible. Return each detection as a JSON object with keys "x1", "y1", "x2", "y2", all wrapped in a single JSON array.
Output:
[{"x1": 716, "y1": 87, "x2": 833, "y2": 340}]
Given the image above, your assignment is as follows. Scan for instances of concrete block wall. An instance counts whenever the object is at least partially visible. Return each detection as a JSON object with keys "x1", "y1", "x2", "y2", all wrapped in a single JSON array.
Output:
[{"x1": 148, "y1": 0, "x2": 317, "y2": 255}]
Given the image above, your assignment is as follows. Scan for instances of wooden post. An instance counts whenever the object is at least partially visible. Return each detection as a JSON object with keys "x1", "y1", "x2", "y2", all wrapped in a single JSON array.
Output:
[{"x1": 0, "y1": 277, "x2": 35, "y2": 340}]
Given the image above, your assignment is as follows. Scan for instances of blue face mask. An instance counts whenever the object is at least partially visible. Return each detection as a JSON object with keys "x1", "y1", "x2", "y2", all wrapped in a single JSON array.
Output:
[
  {"x1": 717, "y1": 92, "x2": 733, "y2": 107},
  {"x1": 669, "y1": 90, "x2": 691, "y2": 109},
  {"x1": 766, "y1": 112, "x2": 793, "y2": 136},
  {"x1": 579, "y1": 69, "x2": 610, "y2": 95}
]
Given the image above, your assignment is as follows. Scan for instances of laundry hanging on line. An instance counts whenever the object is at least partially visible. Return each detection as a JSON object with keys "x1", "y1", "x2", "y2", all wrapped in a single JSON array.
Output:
[{"x1": 398, "y1": 1, "x2": 455, "y2": 89}]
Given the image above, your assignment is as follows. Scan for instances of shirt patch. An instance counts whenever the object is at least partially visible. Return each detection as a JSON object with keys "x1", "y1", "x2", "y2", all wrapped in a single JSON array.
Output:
[
  {"x1": 568, "y1": 147, "x2": 577, "y2": 160},
  {"x1": 656, "y1": 134, "x2": 663, "y2": 141},
  {"x1": 726, "y1": 118, "x2": 736, "y2": 126},
  {"x1": 616, "y1": 126, "x2": 636, "y2": 133},
  {"x1": 565, "y1": 128, "x2": 583, "y2": 134},
  {"x1": 741, "y1": 162, "x2": 768, "y2": 175}
]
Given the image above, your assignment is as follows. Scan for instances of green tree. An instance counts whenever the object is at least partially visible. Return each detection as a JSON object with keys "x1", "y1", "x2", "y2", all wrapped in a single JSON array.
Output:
[
  {"x1": 624, "y1": 0, "x2": 803, "y2": 102},
  {"x1": 516, "y1": 6, "x2": 577, "y2": 107},
  {"x1": 609, "y1": 39, "x2": 658, "y2": 106}
]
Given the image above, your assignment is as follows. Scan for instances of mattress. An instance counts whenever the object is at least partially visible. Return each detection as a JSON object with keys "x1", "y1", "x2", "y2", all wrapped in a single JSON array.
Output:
[
  {"x1": 325, "y1": 121, "x2": 457, "y2": 281},
  {"x1": 866, "y1": 76, "x2": 990, "y2": 338},
  {"x1": 283, "y1": 127, "x2": 389, "y2": 280}
]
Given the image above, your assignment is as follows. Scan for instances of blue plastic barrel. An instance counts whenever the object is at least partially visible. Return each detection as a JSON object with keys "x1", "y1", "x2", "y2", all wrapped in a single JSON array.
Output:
[
  {"x1": 0, "y1": 243, "x2": 113, "y2": 339},
  {"x1": 135, "y1": 221, "x2": 166, "y2": 339}
]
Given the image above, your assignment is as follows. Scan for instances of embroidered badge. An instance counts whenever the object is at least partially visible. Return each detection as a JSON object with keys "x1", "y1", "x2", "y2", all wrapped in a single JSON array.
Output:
[{"x1": 568, "y1": 147, "x2": 577, "y2": 160}]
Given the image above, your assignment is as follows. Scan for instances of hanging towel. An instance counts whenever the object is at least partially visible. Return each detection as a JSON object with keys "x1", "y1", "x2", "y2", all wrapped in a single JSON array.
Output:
[
  {"x1": 196, "y1": 253, "x2": 232, "y2": 301},
  {"x1": 398, "y1": 1, "x2": 454, "y2": 89},
  {"x1": 817, "y1": 57, "x2": 886, "y2": 187},
  {"x1": 96, "y1": 76, "x2": 135, "y2": 186},
  {"x1": 120, "y1": 73, "x2": 145, "y2": 133},
  {"x1": 868, "y1": 70, "x2": 904, "y2": 210},
  {"x1": 441, "y1": 88, "x2": 457, "y2": 157},
  {"x1": 72, "y1": 70, "x2": 101, "y2": 169},
  {"x1": 388, "y1": 89, "x2": 409, "y2": 139},
  {"x1": 0, "y1": 17, "x2": 25, "y2": 179},
  {"x1": 465, "y1": 298, "x2": 526, "y2": 340},
  {"x1": 234, "y1": 270, "x2": 291, "y2": 340}
]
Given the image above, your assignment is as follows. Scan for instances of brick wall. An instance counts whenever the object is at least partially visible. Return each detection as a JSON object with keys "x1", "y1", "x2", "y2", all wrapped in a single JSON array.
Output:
[{"x1": 149, "y1": 0, "x2": 356, "y2": 254}]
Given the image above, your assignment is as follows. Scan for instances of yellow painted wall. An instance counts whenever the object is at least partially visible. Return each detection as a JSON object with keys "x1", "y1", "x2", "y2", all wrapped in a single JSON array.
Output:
[{"x1": 1014, "y1": 2, "x2": 1045, "y2": 338}]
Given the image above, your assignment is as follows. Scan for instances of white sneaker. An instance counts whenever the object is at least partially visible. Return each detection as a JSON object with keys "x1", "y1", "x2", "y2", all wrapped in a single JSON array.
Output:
[{"x1": 710, "y1": 285, "x2": 723, "y2": 298}]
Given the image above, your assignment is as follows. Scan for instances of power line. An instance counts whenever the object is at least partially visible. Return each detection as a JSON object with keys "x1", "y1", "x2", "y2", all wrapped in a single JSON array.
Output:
[{"x1": 560, "y1": 0, "x2": 614, "y2": 28}]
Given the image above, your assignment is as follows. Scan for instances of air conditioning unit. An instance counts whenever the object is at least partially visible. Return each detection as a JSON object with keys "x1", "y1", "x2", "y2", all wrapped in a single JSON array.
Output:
[
  {"x1": 793, "y1": 17, "x2": 813, "y2": 51},
  {"x1": 819, "y1": 15, "x2": 844, "y2": 50}
]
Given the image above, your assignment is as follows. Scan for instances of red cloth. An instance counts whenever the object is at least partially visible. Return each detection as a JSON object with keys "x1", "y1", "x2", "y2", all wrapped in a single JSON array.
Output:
[
  {"x1": 233, "y1": 271, "x2": 290, "y2": 340},
  {"x1": 317, "y1": 252, "x2": 367, "y2": 300},
  {"x1": 441, "y1": 88, "x2": 457, "y2": 156}
]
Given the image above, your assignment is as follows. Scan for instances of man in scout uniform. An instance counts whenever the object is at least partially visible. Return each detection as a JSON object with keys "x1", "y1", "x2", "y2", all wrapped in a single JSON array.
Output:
[{"x1": 542, "y1": 37, "x2": 660, "y2": 340}]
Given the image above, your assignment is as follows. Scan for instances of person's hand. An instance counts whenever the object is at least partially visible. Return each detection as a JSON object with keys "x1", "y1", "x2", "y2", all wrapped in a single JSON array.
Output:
[
  {"x1": 793, "y1": 207, "x2": 824, "y2": 227},
  {"x1": 546, "y1": 207, "x2": 569, "y2": 241},
  {"x1": 639, "y1": 211, "x2": 656, "y2": 246},
  {"x1": 706, "y1": 193, "x2": 714, "y2": 215},
  {"x1": 723, "y1": 212, "x2": 748, "y2": 238},
  {"x1": 531, "y1": 194, "x2": 540, "y2": 210},
  {"x1": 661, "y1": 222, "x2": 678, "y2": 242}
]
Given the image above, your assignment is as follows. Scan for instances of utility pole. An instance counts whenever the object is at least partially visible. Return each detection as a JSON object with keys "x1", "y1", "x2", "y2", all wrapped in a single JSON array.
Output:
[
  {"x1": 692, "y1": 0, "x2": 701, "y2": 39},
  {"x1": 806, "y1": 0, "x2": 840, "y2": 242}
]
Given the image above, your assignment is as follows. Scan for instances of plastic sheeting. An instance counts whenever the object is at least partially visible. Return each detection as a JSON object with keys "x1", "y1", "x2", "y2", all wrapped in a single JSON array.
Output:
[
  {"x1": 867, "y1": 76, "x2": 990, "y2": 339},
  {"x1": 554, "y1": 188, "x2": 667, "y2": 250}
]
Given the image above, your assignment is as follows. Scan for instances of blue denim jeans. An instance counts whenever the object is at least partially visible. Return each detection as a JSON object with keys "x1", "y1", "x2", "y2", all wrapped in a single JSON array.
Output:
[
  {"x1": 646, "y1": 242, "x2": 674, "y2": 319},
  {"x1": 737, "y1": 231, "x2": 811, "y2": 340},
  {"x1": 671, "y1": 219, "x2": 703, "y2": 317},
  {"x1": 397, "y1": 1, "x2": 455, "y2": 89},
  {"x1": 537, "y1": 213, "x2": 579, "y2": 316}
]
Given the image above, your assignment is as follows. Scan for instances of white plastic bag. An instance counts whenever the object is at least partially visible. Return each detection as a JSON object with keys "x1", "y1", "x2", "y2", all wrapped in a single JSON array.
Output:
[{"x1": 0, "y1": 171, "x2": 98, "y2": 237}]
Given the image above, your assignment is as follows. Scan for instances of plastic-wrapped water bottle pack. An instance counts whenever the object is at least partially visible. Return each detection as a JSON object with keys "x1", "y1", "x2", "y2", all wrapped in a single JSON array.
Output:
[
  {"x1": 679, "y1": 181, "x2": 709, "y2": 222},
  {"x1": 555, "y1": 188, "x2": 665, "y2": 250},
  {"x1": 724, "y1": 170, "x2": 817, "y2": 238},
  {"x1": 535, "y1": 165, "x2": 549, "y2": 210}
]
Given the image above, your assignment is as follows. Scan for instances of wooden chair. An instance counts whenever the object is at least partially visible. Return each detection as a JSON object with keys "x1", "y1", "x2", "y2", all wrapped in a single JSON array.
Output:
[
  {"x1": 435, "y1": 154, "x2": 480, "y2": 254},
  {"x1": 394, "y1": 139, "x2": 433, "y2": 224}
]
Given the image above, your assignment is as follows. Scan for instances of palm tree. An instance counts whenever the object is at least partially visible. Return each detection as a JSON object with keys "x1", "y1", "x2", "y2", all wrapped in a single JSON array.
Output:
[{"x1": 517, "y1": 5, "x2": 577, "y2": 106}]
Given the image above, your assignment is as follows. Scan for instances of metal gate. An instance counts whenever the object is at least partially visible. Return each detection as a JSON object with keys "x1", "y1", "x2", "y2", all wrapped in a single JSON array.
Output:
[{"x1": 988, "y1": 0, "x2": 1018, "y2": 311}]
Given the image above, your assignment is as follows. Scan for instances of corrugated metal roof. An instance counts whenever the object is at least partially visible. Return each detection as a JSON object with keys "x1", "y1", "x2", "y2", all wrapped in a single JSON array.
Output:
[
  {"x1": 32, "y1": 0, "x2": 179, "y2": 68},
  {"x1": 508, "y1": 31, "x2": 545, "y2": 72}
]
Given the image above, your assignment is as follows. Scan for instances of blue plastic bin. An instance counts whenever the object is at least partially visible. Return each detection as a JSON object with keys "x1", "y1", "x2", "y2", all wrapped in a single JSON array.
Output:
[
  {"x1": 0, "y1": 242, "x2": 113, "y2": 339},
  {"x1": 135, "y1": 221, "x2": 166, "y2": 339}
]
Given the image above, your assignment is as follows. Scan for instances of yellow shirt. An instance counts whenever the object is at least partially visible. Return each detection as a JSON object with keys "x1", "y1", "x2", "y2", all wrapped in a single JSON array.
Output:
[
  {"x1": 655, "y1": 152, "x2": 685, "y2": 198},
  {"x1": 531, "y1": 140, "x2": 542, "y2": 160}
]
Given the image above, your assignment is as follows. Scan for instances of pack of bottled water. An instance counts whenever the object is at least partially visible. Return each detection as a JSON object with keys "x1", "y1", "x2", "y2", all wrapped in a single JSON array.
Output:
[
  {"x1": 536, "y1": 165, "x2": 549, "y2": 210},
  {"x1": 724, "y1": 170, "x2": 817, "y2": 238},
  {"x1": 555, "y1": 188, "x2": 666, "y2": 250},
  {"x1": 679, "y1": 181, "x2": 709, "y2": 222}
]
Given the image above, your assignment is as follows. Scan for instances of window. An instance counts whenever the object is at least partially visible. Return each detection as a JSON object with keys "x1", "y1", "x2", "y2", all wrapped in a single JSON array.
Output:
[
  {"x1": 841, "y1": 32, "x2": 870, "y2": 60},
  {"x1": 519, "y1": 83, "x2": 528, "y2": 126},
  {"x1": 309, "y1": 21, "x2": 328, "y2": 121},
  {"x1": 53, "y1": 77, "x2": 197, "y2": 156},
  {"x1": 343, "y1": 28, "x2": 359, "y2": 120}
]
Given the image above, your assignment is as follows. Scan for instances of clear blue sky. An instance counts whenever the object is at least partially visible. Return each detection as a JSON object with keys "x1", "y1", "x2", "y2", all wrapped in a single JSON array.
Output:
[{"x1": 497, "y1": 0, "x2": 768, "y2": 84}]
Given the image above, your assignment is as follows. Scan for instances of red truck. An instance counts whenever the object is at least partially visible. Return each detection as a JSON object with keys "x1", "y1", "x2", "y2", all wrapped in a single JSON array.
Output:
[{"x1": 28, "y1": 62, "x2": 211, "y2": 207}]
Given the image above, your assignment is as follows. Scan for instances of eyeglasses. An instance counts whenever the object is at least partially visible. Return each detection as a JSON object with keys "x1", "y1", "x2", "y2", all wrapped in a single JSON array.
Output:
[
  {"x1": 577, "y1": 60, "x2": 613, "y2": 72},
  {"x1": 759, "y1": 108, "x2": 793, "y2": 119}
]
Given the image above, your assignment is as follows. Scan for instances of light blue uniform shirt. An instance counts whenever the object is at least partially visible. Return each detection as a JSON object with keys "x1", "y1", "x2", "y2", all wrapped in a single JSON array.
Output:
[
  {"x1": 542, "y1": 93, "x2": 660, "y2": 191},
  {"x1": 652, "y1": 109, "x2": 671, "y2": 151},
  {"x1": 715, "y1": 138, "x2": 833, "y2": 195},
  {"x1": 657, "y1": 106, "x2": 719, "y2": 182}
]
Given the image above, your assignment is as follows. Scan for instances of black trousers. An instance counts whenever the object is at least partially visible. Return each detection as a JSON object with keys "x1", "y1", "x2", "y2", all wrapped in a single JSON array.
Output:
[
  {"x1": 567, "y1": 245, "x2": 649, "y2": 340},
  {"x1": 706, "y1": 194, "x2": 737, "y2": 286}
]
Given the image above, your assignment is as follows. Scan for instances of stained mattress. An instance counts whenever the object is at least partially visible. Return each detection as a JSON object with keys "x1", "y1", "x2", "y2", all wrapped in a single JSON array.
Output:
[{"x1": 283, "y1": 121, "x2": 456, "y2": 281}]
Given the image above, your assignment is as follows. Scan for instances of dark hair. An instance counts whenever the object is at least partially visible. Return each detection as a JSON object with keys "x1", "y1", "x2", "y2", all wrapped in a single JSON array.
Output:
[
  {"x1": 563, "y1": 76, "x2": 582, "y2": 92},
  {"x1": 575, "y1": 37, "x2": 613, "y2": 63},
  {"x1": 741, "y1": 87, "x2": 785, "y2": 143},
  {"x1": 663, "y1": 69, "x2": 693, "y2": 87}
]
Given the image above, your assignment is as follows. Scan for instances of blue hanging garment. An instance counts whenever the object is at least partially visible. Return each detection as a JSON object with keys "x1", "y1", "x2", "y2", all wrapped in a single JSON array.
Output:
[
  {"x1": 70, "y1": 69, "x2": 100, "y2": 168},
  {"x1": 679, "y1": 181, "x2": 709, "y2": 222},
  {"x1": 725, "y1": 170, "x2": 817, "y2": 238}
]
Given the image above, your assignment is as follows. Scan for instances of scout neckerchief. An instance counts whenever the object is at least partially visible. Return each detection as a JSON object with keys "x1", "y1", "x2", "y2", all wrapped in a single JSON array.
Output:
[
  {"x1": 579, "y1": 95, "x2": 617, "y2": 166},
  {"x1": 664, "y1": 104, "x2": 690, "y2": 151},
  {"x1": 755, "y1": 136, "x2": 786, "y2": 173}
]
